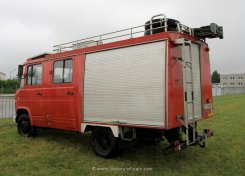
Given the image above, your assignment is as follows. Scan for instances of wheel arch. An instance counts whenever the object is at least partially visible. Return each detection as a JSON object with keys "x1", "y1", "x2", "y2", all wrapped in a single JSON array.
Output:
[
  {"x1": 81, "y1": 123, "x2": 119, "y2": 137},
  {"x1": 16, "y1": 107, "x2": 32, "y2": 125}
]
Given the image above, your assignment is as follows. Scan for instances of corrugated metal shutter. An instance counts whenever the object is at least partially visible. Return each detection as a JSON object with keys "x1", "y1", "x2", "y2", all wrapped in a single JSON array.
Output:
[{"x1": 84, "y1": 41, "x2": 166, "y2": 126}]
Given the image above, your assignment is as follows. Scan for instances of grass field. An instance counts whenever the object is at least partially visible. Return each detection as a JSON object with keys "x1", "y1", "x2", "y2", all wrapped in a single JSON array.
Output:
[{"x1": 0, "y1": 94, "x2": 245, "y2": 176}]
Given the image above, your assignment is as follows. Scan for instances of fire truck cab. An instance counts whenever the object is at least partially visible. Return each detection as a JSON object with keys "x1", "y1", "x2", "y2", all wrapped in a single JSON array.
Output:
[{"x1": 15, "y1": 14, "x2": 223, "y2": 158}]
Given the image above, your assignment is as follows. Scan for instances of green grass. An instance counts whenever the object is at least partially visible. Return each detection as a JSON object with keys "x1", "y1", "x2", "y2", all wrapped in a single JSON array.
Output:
[{"x1": 0, "y1": 94, "x2": 245, "y2": 176}]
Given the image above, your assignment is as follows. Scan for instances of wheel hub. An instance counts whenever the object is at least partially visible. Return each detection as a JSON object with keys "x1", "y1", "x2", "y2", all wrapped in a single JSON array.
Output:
[
  {"x1": 21, "y1": 121, "x2": 30, "y2": 133},
  {"x1": 98, "y1": 134, "x2": 111, "y2": 150}
]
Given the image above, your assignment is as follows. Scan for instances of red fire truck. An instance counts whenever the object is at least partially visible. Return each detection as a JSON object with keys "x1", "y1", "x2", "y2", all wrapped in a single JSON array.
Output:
[{"x1": 15, "y1": 14, "x2": 223, "y2": 158}]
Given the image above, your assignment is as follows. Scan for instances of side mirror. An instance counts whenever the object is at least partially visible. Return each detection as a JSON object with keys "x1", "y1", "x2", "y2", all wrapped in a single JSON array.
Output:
[{"x1": 17, "y1": 65, "x2": 23, "y2": 77}]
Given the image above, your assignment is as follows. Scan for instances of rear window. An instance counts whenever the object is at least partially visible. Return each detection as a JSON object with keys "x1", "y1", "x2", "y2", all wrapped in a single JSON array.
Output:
[{"x1": 53, "y1": 59, "x2": 73, "y2": 84}]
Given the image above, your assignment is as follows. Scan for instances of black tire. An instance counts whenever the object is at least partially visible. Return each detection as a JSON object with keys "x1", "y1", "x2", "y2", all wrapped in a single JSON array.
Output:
[
  {"x1": 17, "y1": 114, "x2": 36, "y2": 137},
  {"x1": 91, "y1": 127, "x2": 118, "y2": 158}
]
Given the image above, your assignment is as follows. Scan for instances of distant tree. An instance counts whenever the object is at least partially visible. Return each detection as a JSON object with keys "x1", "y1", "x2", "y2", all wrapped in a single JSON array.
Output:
[
  {"x1": 0, "y1": 79, "x2": 19, "y2": 93},
  {"x1": 211, "y1": 70, "x2": 220, "y2": 83}
]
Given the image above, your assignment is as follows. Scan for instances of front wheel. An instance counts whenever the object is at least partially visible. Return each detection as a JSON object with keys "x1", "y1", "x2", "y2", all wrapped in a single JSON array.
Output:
[
  {"x1": 17, "y1": 114, "x2": 36, "y2": 137},
  {"x1": 91, "y1": 127, "x2": 118, "y2": 158}
]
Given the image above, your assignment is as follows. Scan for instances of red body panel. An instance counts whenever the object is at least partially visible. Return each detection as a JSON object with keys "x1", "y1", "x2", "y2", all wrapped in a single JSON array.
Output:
[
  {"x1": 15, "y1": 32, "x2": 213, "y2": 132},
  {"x1": 167, "y1": 40, "x2": 184, "y2": 129},
  {"x1": 200, "y1": 44, "x2": 213, "y2": 119}
]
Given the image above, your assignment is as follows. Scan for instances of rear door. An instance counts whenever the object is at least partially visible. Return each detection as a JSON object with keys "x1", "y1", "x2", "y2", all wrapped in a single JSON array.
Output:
[{"x1": 50, "y1": 58, "x2": 77, "y2": 130}]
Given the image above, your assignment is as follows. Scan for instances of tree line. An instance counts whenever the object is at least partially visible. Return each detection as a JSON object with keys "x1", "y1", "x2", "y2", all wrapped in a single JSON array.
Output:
[{"x1": 0, "y1": 79, "x2": 19, "y2": 94}]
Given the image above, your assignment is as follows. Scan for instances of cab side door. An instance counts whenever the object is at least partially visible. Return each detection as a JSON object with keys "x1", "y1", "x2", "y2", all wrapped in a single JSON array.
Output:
[
  {"x1": 50, "y1": 58, "x2": 76, "y2": 131},
  {"x1": 24, "y1": 62, "x2": 51, "y2": 127}
]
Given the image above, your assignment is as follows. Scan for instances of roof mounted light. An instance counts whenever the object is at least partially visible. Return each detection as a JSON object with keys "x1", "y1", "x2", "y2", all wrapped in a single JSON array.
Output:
[{"x1": 193, "y1": 23, "x2": 223, "y2": 39}]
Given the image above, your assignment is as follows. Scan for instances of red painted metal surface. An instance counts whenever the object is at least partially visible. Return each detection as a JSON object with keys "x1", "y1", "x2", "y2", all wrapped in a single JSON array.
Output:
[{"x1": 15, "y1": 31, "x2": 213, "y2": 132}]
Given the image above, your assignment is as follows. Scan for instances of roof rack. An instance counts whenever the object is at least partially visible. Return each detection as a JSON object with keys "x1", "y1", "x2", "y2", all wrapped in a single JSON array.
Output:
[{"x1": 53, "y1": 13, "x2": 223, "y2": 53}]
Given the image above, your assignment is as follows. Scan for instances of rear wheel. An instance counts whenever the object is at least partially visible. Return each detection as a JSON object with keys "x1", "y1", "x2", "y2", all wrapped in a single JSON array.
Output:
[
  {"x1": 17, "y1": 114, "x2": 36, "y2": 137},
  {"x1": 91, "y1": 127, "x2": 118, "y2": 158}
]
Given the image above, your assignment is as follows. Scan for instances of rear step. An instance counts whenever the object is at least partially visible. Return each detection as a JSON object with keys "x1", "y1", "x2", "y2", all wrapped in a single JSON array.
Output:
[{"x1": 163, "y1": 129, "x2": 214, "y2": 155}]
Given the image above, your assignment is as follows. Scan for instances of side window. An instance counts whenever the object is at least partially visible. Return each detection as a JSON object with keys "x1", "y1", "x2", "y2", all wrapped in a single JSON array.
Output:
[
  {"x1": 53, "y1": 59, "x2": 73, "y2": 84},
  {"x1": 53, "y1": 61, "x2": 63, "y2": 84},
  {"x1": 64, "y1": 59, "x2": 72, "y2": 83},
  {"x1": 27, "y1": 64, "x2": 42, "y2": 85}
]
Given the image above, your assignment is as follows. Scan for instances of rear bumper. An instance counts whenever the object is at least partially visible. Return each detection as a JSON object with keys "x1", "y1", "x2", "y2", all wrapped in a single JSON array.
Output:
[
  {"x1": 184, "y1": 128, "x2": 214, "y2": 148},
  {"x1": 199, "y1": 129, "x2": 214, "y2": 141},
  {"x1": 194, "y1": 128, "x2": 213, "y2": 148},
  {"x1": 163, "y1": 128, "x2": 214, "y2": 154}
]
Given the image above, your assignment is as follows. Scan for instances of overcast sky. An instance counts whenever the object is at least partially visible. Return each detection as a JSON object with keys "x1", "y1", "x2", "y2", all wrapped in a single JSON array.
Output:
[{"x1": 0, "y1": 0, "x2": 244, "y2": 78}]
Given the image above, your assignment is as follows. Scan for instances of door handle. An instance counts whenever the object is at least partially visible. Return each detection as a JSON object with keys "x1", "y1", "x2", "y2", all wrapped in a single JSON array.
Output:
[
  {"x1": 37, "y1": 92, "x2": 43, "y2": 96},
  {"x1": 67, "y1": 91, "x2": 73, "y2": 95}
]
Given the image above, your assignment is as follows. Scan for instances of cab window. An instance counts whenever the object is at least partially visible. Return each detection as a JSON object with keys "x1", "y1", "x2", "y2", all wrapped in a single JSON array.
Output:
[
  {"x1": 53, "y1": 59, "x2": 73, "y2": 84},
  {"x1": 27, "y1": 64, "x2": 42, "y2": 85}
]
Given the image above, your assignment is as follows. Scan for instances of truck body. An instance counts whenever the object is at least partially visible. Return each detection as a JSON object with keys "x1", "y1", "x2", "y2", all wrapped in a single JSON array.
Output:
[{"x1": 15, "y1": 14, "x2": 222, "y2": 157}]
